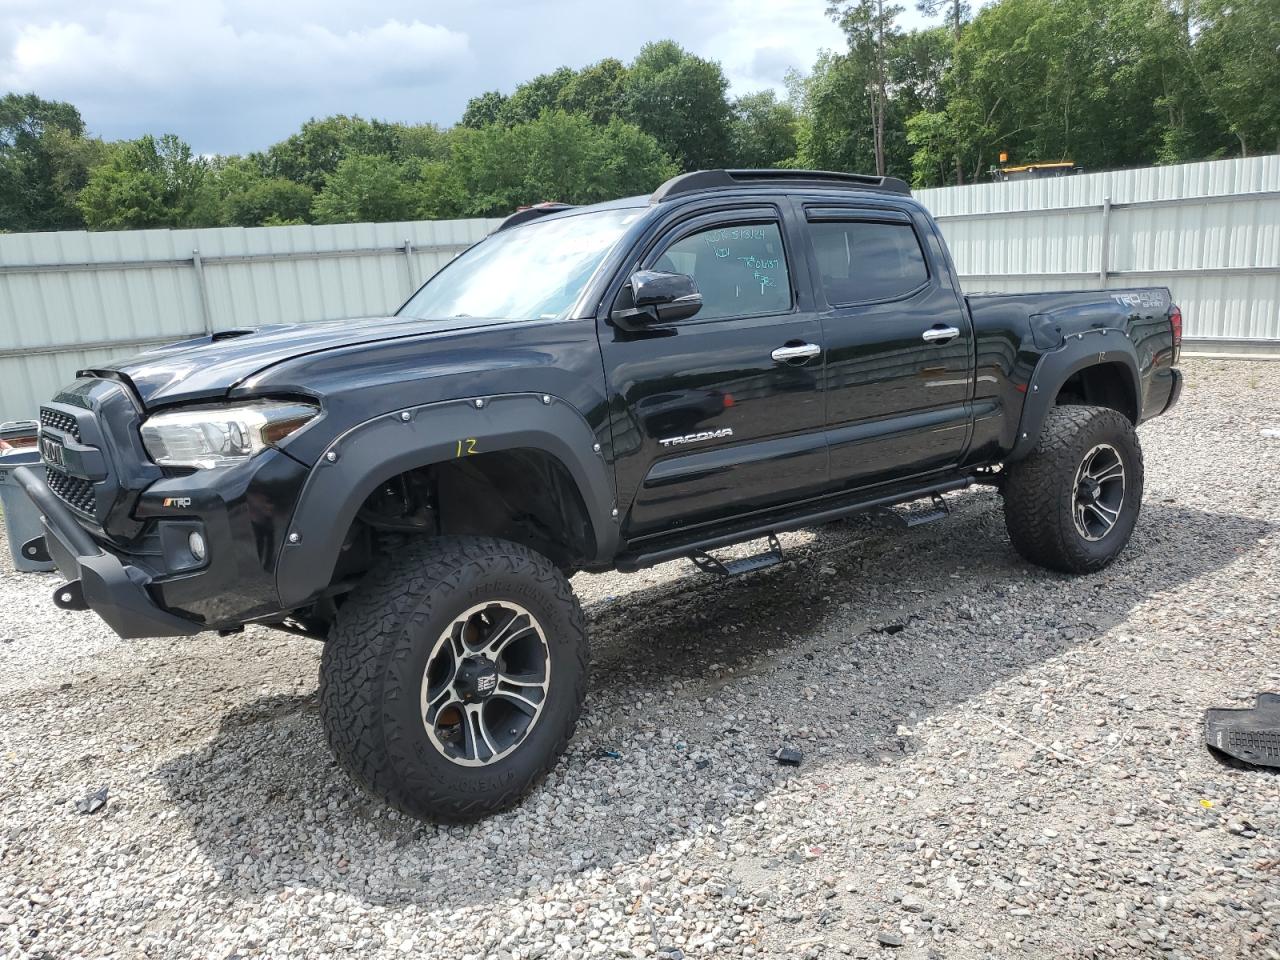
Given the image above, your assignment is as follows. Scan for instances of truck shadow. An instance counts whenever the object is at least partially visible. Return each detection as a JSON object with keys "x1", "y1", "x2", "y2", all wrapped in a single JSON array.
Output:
[{"x1": 156, "y1": 491, "x2": 1269, "y2": 914}]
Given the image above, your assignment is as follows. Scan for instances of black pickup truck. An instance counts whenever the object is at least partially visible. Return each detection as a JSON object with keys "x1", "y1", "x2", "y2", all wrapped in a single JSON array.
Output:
[{"x1": 20, "y1": 169, "x2": 1182, "y2": 821}]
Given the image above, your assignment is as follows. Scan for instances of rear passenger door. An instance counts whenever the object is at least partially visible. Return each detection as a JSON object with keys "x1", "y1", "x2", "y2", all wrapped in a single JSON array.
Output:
[{"x1": 802, "y1": 204, "x2": 974, "y2": 489}]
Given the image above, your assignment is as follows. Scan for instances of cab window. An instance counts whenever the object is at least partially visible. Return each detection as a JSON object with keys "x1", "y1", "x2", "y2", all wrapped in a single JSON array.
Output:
[
  {"x1": 809, "y1": 219, "x2": 928, "y2": 305},
  {"x1": 653, "y1": 222, "x2": 792, "y2": 321}
]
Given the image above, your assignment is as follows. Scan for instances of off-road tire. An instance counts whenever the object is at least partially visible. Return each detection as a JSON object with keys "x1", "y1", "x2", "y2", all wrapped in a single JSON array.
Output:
[
  {"x1": 1002, "y1": 405, "x2": 1144, "y2": 574},
  {"x1": 319, "y1": 536, "x2": 588, "y2": 822}
]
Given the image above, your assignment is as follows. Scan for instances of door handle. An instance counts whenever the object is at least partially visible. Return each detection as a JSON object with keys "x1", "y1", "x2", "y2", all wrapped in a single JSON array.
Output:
[
  {"x1": 921, "y1": 326, "x2": 960, "y2": 343},
  {"x1": 771, "y1": 343, "x2": 822, "y2": 362}
]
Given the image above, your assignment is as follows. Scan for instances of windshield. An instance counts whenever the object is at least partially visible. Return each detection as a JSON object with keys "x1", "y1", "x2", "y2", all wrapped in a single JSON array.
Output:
[{"x1": 398, "y1": 207, "x2": 640, "y2": 321}]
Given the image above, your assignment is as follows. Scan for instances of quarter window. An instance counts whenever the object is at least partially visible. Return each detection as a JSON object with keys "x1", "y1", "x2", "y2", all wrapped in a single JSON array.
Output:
[
  {"x1": 654, "y1": 222, "x2": 792, "y2": 321},
  {"x1": 809, "y1": 220, "x2": 928, "y2": 304}
]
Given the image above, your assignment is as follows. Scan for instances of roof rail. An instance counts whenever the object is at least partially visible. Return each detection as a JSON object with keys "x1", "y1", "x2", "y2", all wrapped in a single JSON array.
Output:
[
  {"x1": 496, "y1": 202, "x2": 576, "y2": 232},
  {"x1": 650, "y1": 169, "x2": 911, "y2": 202}
]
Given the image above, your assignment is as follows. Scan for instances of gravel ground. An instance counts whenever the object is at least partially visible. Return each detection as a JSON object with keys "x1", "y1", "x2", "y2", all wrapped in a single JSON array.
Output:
[{"x1": 2, "y1": 357, "x2": 1279, "y2": 960}]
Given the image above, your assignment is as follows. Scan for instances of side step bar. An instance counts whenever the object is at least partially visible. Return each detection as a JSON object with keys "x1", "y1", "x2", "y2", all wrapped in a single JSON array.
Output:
[
  {"x1": 617, "y1": 475, "x2": 973, "y2": 572},
  {"x1": 877, "y1": 493, "x2": 952, "y2": 529},
  {"x1": 690, "y1": 533, "x2": 783, "y2": 577}
]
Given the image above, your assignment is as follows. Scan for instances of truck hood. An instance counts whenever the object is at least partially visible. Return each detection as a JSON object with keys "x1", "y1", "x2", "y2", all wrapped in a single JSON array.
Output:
[{"x1": 90, "y1": 315, "x2": 514, "y2": 406}]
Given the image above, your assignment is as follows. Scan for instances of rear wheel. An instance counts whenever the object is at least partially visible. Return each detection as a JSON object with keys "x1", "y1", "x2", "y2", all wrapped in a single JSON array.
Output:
[
  {"x1": 1002, "y1": 405, "x2": 1144, "y2": 573},
  {"x1": 319, "y1": 536, "x2": 588, "y2": 822}
]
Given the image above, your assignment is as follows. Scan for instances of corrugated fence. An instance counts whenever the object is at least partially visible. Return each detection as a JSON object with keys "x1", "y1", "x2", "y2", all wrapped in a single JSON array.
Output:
[
  {"x1": 0, "y1": 217, "x2": 501, "y2": 423},
  {"x1": 916, "y1": 154, "x2": 1280, "y2": 349},
  {"x1": 0, "y1": 154, "x2": 1276, "y2": 421}
]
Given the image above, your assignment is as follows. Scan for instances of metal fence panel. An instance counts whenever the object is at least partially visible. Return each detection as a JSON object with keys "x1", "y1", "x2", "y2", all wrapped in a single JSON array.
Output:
[
  {"x1": 916, "y1": 155, "x2": 1280, "y2": 344},
  {"x1": 0, "y1": 217, "x2": 500, "y2": 421},
  {"x1": 1, "y1": 156, "x2": 1277, "y2": 421}
]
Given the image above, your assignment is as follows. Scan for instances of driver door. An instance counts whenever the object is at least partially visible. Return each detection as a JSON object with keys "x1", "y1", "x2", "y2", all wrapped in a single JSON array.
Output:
[{"x1": 600, "y1": 205, "x2": 828, "y2": 541}]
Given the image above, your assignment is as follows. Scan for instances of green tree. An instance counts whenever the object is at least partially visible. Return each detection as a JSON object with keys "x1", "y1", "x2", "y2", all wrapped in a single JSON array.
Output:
[
  {"x1": 0, "y1": 93, "x2": 84, "y2": 146},
  {"x1": 1190, "y1": 0, "x2": 1280, "y2": 156},
  {"x1": 262, "y1": 115, "x2": 406, "y2": 191},
  {"x1": 0, "y1": 93, "x2": 105, "y2": 231},
  {"x1": 210, "y1": 156, "x2": 314, "y2": 226},
  {"x1": 398, "y1": 123, "x2": 452, "y2": 162},
  {"x1": 622, "y1": 40, "x2": 734, "y2": 170},
  {"x1": 729, "y1": 91, "x2": 800, "y2": 168},
  {"x1": 904, "y1": 109, "x2": 956, "y2": 186},
  {"x1": 904, "y1": 0, "x2": 1212, "y2": 185},
  {"x1": 916, "y1": 0, "x2": 970, "y2": 35},
  {"x1": 889, "y1": 26, "x2": 955, "y2": 183},
  {"x1": 795, "y1": 24, "x2": 941, "y2": 179},
  {"x1": 558, "y1": 58, "x2": 630, "y2": 126},
  {"x1": 310, "y1": 153, "x2": 419, "y2": 223},
  {"x1": 415, "y1": 159, "x2": 467, "y2": 219},
  {"x1": 828, "y1": 0, "x2": 904, "y2": 175},
  {"x1": 501, "y1": 67, "x2": 577, "y2": 125},
  {"x1": 792, "y1": 51, "x2": 879, "y2": 174},
  {"x1": 444, "y1": 111, "x2": 677, "y2": 216},
  {"x1": 461, "y1": 91, "x2": 509, "y2": 128},
  {"x1": 77, "y1": 134, "x2": 210, "y2": 230}
]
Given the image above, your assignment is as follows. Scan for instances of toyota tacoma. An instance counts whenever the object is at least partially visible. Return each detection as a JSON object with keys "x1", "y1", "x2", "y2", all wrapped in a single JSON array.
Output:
[{"x1": 19, "y1": 169, "x2": 1183, "y2": 821}]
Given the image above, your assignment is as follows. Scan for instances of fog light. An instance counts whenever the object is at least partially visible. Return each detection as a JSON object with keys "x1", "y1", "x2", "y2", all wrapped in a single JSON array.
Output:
[{"x1": 188, "y1": 531, "x2": 207, "y2": 562}]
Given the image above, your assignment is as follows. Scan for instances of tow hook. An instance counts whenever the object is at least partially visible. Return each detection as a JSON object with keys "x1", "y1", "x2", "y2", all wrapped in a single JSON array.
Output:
[
  {"x1": 52, "y1": 580, "x2": 88, "y2": 611},
  {"x1": 21, "y1": 536, "x2": 51, "y2": 563}
]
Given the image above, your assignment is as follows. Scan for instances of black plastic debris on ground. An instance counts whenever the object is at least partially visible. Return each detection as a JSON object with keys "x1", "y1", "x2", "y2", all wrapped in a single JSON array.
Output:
[
  {"x1": 594, "y1": 747, "x2": 622, "y2": 761},
  {"x1": 76, "y1": 786, "x2": 108, "y2": 815},
  {"x1": 1206, "y1": 693, "x2": 1280, "y2": 769},
  {"x1": 873, "y1": 621, "x2": 907, "y2": 635},
  {"x1": 775, "y1": 745, "x2": 803, "y2": 766}
]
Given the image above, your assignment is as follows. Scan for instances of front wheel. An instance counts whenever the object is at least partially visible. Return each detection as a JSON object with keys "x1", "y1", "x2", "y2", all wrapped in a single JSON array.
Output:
[
  {"x1": 1002, "y1": 405, "x2": 1144, "y2": 574},
  {"x1": 319, "y1": 536, "x2": 588, "y2": 822}
]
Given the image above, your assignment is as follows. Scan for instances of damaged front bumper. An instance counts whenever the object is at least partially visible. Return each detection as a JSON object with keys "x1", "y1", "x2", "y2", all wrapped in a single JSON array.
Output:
[{"x1": 13, "y1": 465, "x2": 202, "y2": 639}]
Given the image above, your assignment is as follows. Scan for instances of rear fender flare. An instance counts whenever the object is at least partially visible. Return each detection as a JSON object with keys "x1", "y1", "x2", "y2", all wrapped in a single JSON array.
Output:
[
  {"x1": 275, "y1": 393, "x2": 616, "y2": 609},
  {"x1": 1008, "y1": 332, "x2": 1142, "y2": 462}
]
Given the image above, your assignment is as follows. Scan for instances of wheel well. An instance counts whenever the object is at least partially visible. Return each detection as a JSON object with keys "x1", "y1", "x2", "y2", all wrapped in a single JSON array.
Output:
[
  {"x1": 1054, "y1": 362, "x2": 1137, "y2": 422},
  {"x1": 339, "y1": 448, "x2": 597, "y2": 578}
]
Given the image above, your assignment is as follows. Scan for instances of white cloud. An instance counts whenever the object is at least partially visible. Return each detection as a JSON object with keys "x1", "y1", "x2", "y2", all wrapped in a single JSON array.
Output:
[
  {"x1": 2, "y1": 9, "x2": 468, "y2": 97},
  {"x1": 0, "y1": 0, "x2": 952, "y2": 153},
  {"x1": 0, "y1": 3, "x2": 471, "y2": 151},
  {"x1": 696, "y1": 0, "x2": 845, "y2": 96}
]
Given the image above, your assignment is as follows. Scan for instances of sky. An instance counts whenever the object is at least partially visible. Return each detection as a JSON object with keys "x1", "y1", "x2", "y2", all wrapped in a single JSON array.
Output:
[{"x1": 0, "y1": 0, "x2": 939, "y2": 156}]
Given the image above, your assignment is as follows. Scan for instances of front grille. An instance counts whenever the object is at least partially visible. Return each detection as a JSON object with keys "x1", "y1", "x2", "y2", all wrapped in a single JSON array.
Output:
[
  {"x1": 40, "y1": 406, "x2": 80, "y2": 441},
  {"x1": 47, "y1": 467, "x2": 97, "y2": 515}
]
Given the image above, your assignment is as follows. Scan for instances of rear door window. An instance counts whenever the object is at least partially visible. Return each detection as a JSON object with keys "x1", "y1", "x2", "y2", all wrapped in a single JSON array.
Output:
[{"x1": 808, "y1": 219, "x2": 929, "y2": 305}]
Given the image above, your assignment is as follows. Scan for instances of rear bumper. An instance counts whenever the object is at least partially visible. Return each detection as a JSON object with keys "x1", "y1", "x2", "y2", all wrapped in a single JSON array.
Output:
[
  {"x1": 13, "y1": 465, "x2": 202, "y2": 639},
  {"x1": 1163, "y1": 367, "x2": 1183, "y2": 414}
]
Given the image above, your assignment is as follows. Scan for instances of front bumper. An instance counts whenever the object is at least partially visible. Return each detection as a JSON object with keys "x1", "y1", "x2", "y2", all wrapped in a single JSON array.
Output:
[{"x1": 14, "y1": 465, "x2": 202, "y2": 639}]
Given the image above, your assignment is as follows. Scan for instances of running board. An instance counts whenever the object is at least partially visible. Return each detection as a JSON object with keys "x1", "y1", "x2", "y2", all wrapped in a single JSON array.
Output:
[
  {"x1": 689, "y1": 534, "x2": 783, "y2": 577},
  {"x1": 877, "y1": 493, "x2": 952, "y2": 529},
  {"x1": 615, "y1": 475, "x2": 975, "y2": 572}
]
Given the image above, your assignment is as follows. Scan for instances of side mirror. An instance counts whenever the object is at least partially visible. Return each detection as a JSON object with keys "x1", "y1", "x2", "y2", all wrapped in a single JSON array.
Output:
[{"x1": 613, "y1": 270, "x2": 703, "y2": 328}]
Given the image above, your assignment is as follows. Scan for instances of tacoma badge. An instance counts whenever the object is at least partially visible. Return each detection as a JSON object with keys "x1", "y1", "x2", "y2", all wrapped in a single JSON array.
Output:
[{"x1": 658, "y1": 427, "x2": 734, "y2": 448}]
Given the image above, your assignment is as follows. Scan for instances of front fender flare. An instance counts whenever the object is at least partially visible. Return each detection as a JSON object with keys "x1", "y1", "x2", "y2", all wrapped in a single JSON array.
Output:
[
  {"x1": 275, "y1": 393, "x2": 616, "y2": 609},
  {"x1": 1007, "y1": 331, "x2": 1142, "y2": 462}
]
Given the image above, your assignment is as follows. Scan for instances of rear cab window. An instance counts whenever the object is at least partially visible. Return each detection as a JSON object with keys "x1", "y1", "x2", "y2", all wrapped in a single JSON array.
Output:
[{"x1": 806, "y1": 212, "x2": 930, "y2": 306}]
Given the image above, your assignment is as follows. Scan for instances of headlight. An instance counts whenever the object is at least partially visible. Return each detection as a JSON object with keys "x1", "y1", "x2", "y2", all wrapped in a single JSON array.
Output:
[{"x1": 140, "y1": 400, "x2": 319, "y2": 469}]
